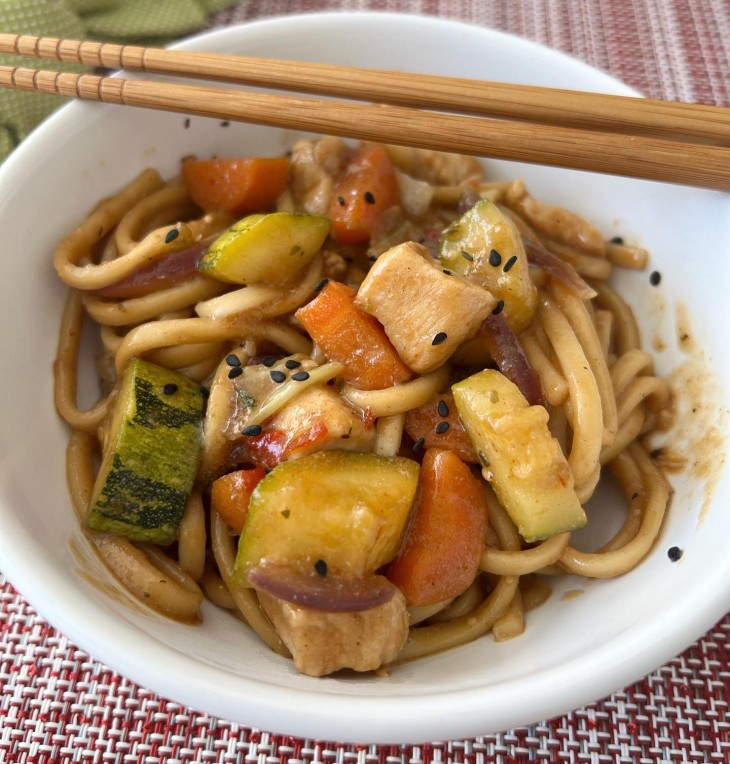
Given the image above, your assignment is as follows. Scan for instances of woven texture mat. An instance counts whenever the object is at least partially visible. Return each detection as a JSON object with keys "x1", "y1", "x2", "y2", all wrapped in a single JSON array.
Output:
[{"x1": 2, "y1": 1, "x2": 730, "y2": 762}]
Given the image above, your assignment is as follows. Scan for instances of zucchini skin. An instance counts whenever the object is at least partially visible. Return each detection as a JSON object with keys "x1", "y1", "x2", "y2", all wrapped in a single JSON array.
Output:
[{"x1": 86, "y1": 359, "x2": 204, "y2": 545}]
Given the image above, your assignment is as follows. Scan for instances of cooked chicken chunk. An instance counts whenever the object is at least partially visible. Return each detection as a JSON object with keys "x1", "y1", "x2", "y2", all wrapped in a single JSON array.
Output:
[
  {"x1": 266, "y1": 384, "x2": 375, "y2": 460},
  {"x1": 385, "y1": 145, "x2": 483, "y2": 186},
  {"x1": 289, "y1": 137, "x2": 349, "y2": 215},
  {"x1": 258, "y1": 583, "x2": 409, "y2": 676},
  {"x1": 200, "y1": 353, "x2": 374, "y2": 479},
  {"x1": 355, "y1": 242, "x2": 496, "y2": 374}
]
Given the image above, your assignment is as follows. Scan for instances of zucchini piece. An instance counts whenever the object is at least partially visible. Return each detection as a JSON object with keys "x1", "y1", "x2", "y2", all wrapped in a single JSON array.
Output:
[
  {"x1": 439, "y1": 199, "x2": 537, "y2": 333},
  {"x1": 87, "y1": 358, "x2": 204, "y2": 545},
  {"x1": 234, "y1": 450, "x2": 419, "y2": 584},
  {"x1": 198, "y1": 211, "x2": 331, "y2": 284},
  {"x1": 452, "y1": 369, "x2": 586, "y2": 542}
]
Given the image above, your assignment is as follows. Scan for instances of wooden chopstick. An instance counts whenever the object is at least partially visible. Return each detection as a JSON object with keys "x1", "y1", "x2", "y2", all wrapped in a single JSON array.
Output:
[
  {"x1": 0, "y1": 41, "x2": 728, "y2": 191},
  {"x1": 1, "y1": 33, "x2": 729, "y2": 146}
]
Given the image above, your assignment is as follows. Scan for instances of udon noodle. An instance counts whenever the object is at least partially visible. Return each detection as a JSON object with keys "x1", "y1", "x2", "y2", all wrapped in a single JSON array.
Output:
[{"x1": 53, "y1": 137, "x2": 672, "y2": 675}]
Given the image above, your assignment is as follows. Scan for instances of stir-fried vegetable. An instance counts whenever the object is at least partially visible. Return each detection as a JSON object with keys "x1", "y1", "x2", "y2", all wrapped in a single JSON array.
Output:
[
  {"x1": 234, "y1": 450, "x2": 419, "y2": 584},
  {"x1": 199, "y1": 211, "x2": 331, "y2": 284},
  {"x1": 439, "y1": 199, "x2": 537, "y2": 333},
  {"x1": 387, "y1": 448, "x2": 489, "y2": 606},
  {"x1": 295, "y1": 280, "x2": 412, "y2": 389},
  {"x1": 182, "y1": 157, "x2": 289, "y2": 215},
  {"x1": 327, "y1": 143, "x2": 400, "y2": 244},
  {"x1": 453, "y1": 370, "x2": 587, "y2": 542}
]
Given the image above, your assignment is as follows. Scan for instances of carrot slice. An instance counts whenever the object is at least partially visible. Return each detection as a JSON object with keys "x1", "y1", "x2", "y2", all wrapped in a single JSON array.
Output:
[
  {"x1": 295, "y1": 281, "x2": 412, "y2": 390},
  {"x1": 210, "y1": 466, "x2": 266, "y2": 533},
  {"x1": 327, "y1": 143, "x2": 400, "y2": 245},
  {"x1": 387, "y1": 448, "x2": 488, "y2": 607},
  {"x1": 404, "y1": 392, "x2": 478, "y2": 464},
  {"x1": 182, "y1": 157, "x2": 289, "y2": 215}
]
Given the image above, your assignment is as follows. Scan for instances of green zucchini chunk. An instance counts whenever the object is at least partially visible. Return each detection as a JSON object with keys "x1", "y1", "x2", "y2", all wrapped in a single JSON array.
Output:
[
  {"x1": 234, "y1": 450, "x2": 420, "y2": 585},
  {"x1": 86, "y1": 358, "x2": 204, "y2": 545},
  {"x1": 198, "y1": 211, "x2": 331, "y2": 284},
  {"x1": 439, "y1": 198, "x2": 537, "y2": 333},
  {"x1": 452, "y1": 369, "x2": 586, "y2": 542}
]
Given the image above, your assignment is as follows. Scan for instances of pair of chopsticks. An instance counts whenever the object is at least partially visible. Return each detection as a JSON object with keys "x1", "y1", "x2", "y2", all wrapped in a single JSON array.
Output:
[{"x1": 0, "y1": 33, "x2": 728, "y2": 191}]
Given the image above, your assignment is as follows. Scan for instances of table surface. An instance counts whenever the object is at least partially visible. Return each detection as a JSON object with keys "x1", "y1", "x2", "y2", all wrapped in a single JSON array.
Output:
[{"x1": 2, "y1": 1, "x2": 729, "y2": 762}]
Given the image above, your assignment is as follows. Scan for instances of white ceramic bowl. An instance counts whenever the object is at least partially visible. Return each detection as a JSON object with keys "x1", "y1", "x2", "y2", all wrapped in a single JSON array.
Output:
[{"x1": 1, "y1": 12, "x2": 728, "y2": 745}]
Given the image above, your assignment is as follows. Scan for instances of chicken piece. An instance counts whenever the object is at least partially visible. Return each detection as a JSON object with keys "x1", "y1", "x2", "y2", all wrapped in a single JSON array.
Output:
[
  {"x1": 200, "y1": 353, "x2": 374, "y2": 479},
  {"x1": 290, "y1": 137, "x2": 350, "y2": 215},
  {"x1": 355, "y1": 242, "x2": 496, "y2": 374},
  {"x1": 503, "y1": 179, "x2": 606, "y2": 257},
  {"x1": 258, "y1": 583, "x2": 409, "y2": 676},
  {"x1": 385, "y1": 146, "x2": 483, "y2": 186},
  {"x1": 262, "y1": 384, "x2": 375, "y2": 463}
]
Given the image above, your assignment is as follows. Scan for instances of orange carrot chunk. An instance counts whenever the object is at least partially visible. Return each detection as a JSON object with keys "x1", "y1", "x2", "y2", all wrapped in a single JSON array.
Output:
[
  {"x1": 387, "y1": 448, "x2": 488, "y2": 607},
  {"x1": 328, "y1": 143, "x2": 400, "y2": 245},
  {"x1": 404, "y1": 392, "x2": 478, "y2": 464},
  {"x1": 182, "y1": 157, "x2": 289, "y2": 215},
  {"x1": 295, "y1": 281, "x2": 412, "y2": 390},
  {"x1": 210, "y1": 466, "x2": 266, "y2": 533}
]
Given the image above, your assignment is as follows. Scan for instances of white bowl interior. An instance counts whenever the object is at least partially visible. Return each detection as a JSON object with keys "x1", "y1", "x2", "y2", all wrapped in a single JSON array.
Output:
[{"x1": 0, "y1": 12, "x2": 728, "y2": 744}]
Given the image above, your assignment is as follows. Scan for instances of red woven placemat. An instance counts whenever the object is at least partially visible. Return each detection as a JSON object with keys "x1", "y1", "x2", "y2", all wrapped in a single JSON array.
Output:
[{"x1": 2, "y1": 1, "x2": 729, "y2": 761}]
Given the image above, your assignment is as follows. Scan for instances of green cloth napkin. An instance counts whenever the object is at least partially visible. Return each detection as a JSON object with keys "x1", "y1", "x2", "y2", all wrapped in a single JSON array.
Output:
[{"x1": 0, "y1": 0, "x2": 237, "y2": 161}]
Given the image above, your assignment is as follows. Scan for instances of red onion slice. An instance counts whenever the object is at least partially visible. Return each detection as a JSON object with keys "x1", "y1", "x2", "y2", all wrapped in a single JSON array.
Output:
[
  {"x1": 524, "y1": 241, "x2": 597, "y2": 300},
  {"x1": 91, "y1": 239, "x2": 212, "y2": 299},
  {"x1": 480, "y1": 313, "x2": 545, "y2": 407},
  {"x1": 248, "y1": 565, "x2": 397, "y2": 612}
]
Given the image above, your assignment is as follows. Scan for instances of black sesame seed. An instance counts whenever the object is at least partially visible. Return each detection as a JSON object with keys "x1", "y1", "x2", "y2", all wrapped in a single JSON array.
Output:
[
  {"x1": 442, "y1": 269, "x2": 452, "y2": 275},
  {"x1": 411, "y1": 437, "x2": 425, "y2": 453},
  {"x1": 337, "y1": 195, "x2": 346, "y2": 207},
  {"x1": 503, "y1": 255, "x2": 518, "y2": 272},
  {"x1": 291, "y1": 371, "x2": 310, "y2": 381},
  {"x1": 492, "y1": 299, "x2": 505, "y2": 315},
  {"x1": 435, "y1": 421, "x2": 450, "y2": 434},
  {"x1": 478, "y1": 450, "x2": 490, "y2": 468},
  {"x1": 667, "y1": 546, "x2": 683, "y2": 562},
  {"x1": 183, "y1": 118, "x2": 190, "y2": 129},
  {"x1": 314, "y1": 277, "x2": 329, "y2": 292},
  {"x1": 610, "y1": 236, "x2": 624, "y2": 245},
  {"x1": 242, "y1": 424, "x2": 263, "y2": 437},
  {"x1": 285, "y1": 359, "x2": 301, "y2": 369},
  {"x1": 281, "y1": 509, "x2": 291, "y2": 519},
  {"x1": 228, "y1": 367, "x2": 243, "y2": 379},
  {"x1": 199, "y1": 385, "x2": 210, "y2": 399},
  {"x1": 437, "y1": 399, "x2": 449, "y2": 417},
  {"x1": 488, "y1": 249, "x2": 502, "y2": 267},
  {"x1": 461, "y1": 250, "x2": 474, "y2": 262},
  {"x1": 225, "y1": 354, "x2": 241, "y2": 367},
  {"x1": 164, "y1": 228, "x2": 179, "y2": 244},
  {"x1": 220, "y1": 120, "x2": 230, "y2": 127},
  {"x1": 432, "y1": 332, "x2": 448, "y2": 346},
  {"x1": 650, "y1": 271, "x2": 662, "y2": 286},
  {"x1": 314, "y1": 559, "x2": 328, "y2": 577},
  {"x1": 270, "y1": 370, "x2": 286, "y2": 383},
  {"x1": 364, "y1": 191, "x2": 376, "y2": 204},
  {"x1": 162, "y1": 383, "x2": 178, "y2": 395},
  {"x1": 262, "y1": 356, "x2": 277, "y2": 367}
]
